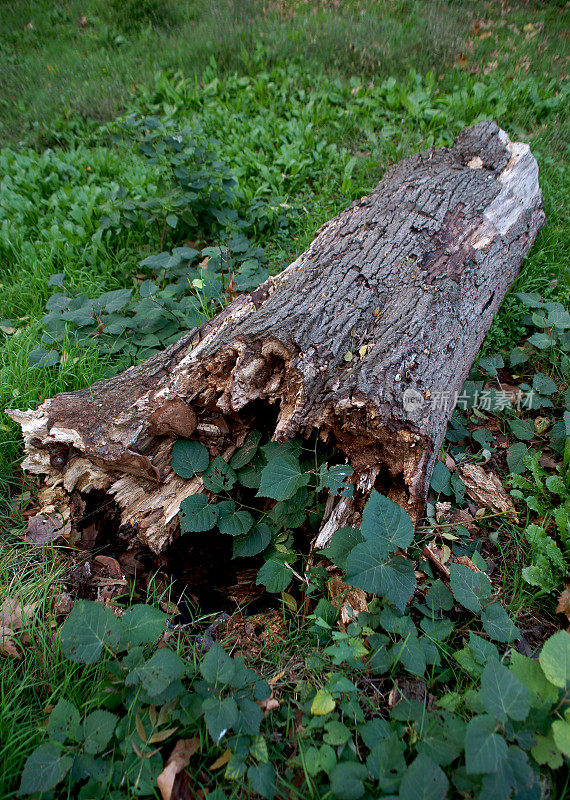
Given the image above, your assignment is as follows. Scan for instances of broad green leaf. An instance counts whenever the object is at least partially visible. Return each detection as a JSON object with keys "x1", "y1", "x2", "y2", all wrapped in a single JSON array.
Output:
[
  {"x1": 390, "y1": 631, "x2": 425, "y2": 676},
  {"x1": 248, "y1": 762, "x2": 276, "y2": 800},
  {"x1": 506, "y1": 442, "x2": 529, "y2": 474},
  {"x1": 60, "y1": 600, "x2": 122, "y2": 664},
  {"x1": 230, "y1": 430, "x2": 262, "y2": 470},
  {"x1": 552, "y1": 719, "x2": 570, "y2": 757},
  {"x1": 425, "y1": 579, "x2": 453, "y2": 613},
  {"x1": 531, "y1": 731, "x2": 563, "y2": 768},
  {"x1": 203, "y1": 696, "x2": 238, "y2": 742},
  {"x1": 417, "y1": 711, "x2": 466, "y2": 767},
  {"x1": 346, "y1": 548, "x2": 416, "y2": 612},
  {"x1": 323, "y1": 720, "x2": 351, "y2": 745},
  {"x1": 218, "y1": 509, "x2": 254, "y2": 537},
  {"x1": 478, "y1": 354, "x2": 504, "y2": 377},
  {"x1": 366, "y1": 732, "x2": 406, "y2": 792},
  {"x1": 480, "y1": 745, "x2": 535, "y2": 798},
  {"x1": 83, "y1": 710, "x2": 117, "y2": 754},
  {"x1": 509, "y1": 651, "x2": 558, "y2": 707},
  {"x1": 430, "y1": 461, "x2": 451, "y2": 494},
  {"x1": 469, "y1": 633, "x2": 498, "y2": 665},
  {"x1": 539, "y1": 630, "x2": 570, "y2": 688},
  {"x1": 533, "y1": 373, "x2": 557, "y2": 396},
  {"x1": 200, "y1": 642, "x2": 236, "y2": 685},
  {"x1": 480, "y1": 602, "x2": 520, "y2": 643},
  {"x1": 171, "y1": 439, "x2": 209, "y2": 477},
  {"x1": 465, "y1": 714, "x2": 507, "y2": 774},
  {"x1": 509, "y1": 347, "x2": 528, "y2": 367},
  {"x1": 47, "y1": 698, "x2": 80, "y2": 743},
  {"x1": 359, "y1": 717, "x2": 391, "y2": 749},
  {"x1": 330, "y1": 762, "x2": 368, "y2": 800},
  {"x1": 508, "y1": 418, "x2": 535, "y2": 441},
  {"x1": 202, "y1": 456, "x2": 237, "y2": 492},
  {"x1": 232, "y1": 523, "x2": 271, "y2": 558},
  {"x1": 318, "y1": 464, "x2": 354, "y2": 496},
  {"x1": 121, "y1": 604, "x2": 168, "y2": 647},
  {"x1": 398, "y1": 754, "x2": 449, "y2": 800},
  {"x1": 515, "y1": 292, "x2": 543, "y2": 308},
  {"x1": 256, "y1": 558, "x2": 292, "y2": 593},
  {"x1": 250, "y1": 734, "x2": 269, "y2": 763},
  {"x1": 480, "y1": 660, "x2": 530, "y2": 722},
  {"x1": 360, "y1": 490, "x2": 414, "y2": 550},
  {"x1": 257, "y1": 454, "x2": 309, "y2": 501},
  {"x1": 126, "y1": 648, "x2": 186, "y2": 696},
  {"x1": 311, "y1": 689, "x2": 335, "y2": 716},
  {"x1": 324, "y1": 526, "x2": 364, "y2": 570},
  {"x1": 179, "y1": 494, "x2": 218, "y2": 532},
  {"x1": 448, "y1": 563, "x2": 492, "y2": 613},
  {"x1": 18, "y1": 742, "x2": 73, "y2": 794}
]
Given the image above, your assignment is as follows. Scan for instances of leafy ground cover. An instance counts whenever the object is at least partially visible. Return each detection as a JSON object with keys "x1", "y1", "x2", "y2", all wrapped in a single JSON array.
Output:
[{"x1": 1, "y1": 1, "x2": 569, "y2": 797}]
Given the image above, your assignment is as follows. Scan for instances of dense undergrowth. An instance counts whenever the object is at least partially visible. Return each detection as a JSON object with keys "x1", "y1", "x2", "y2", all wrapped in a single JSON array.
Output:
[{"x1": 1, "y1": 1, "x2": 569, "y2": 797}]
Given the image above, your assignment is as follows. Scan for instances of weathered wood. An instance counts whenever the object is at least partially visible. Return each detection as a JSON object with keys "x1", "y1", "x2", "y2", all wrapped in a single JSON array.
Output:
[{"x1": 8, "y1": 122, "x2": 544, "y2": 553}]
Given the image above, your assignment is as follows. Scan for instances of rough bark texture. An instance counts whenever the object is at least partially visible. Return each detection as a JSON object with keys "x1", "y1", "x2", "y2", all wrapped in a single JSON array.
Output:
[{"x1": 8, "y1": 122, "x2": 544, "y2": 554}]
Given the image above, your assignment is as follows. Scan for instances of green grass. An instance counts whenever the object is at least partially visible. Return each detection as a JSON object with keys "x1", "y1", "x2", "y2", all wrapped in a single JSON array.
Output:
[{"x1": 0, "y1": 0, "x2": 569, "y2": 796}]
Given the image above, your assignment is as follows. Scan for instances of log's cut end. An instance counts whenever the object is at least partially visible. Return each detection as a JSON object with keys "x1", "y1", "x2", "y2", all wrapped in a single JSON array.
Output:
[{"x1": 6, "y1": 122, "x2": 545, "y2": 554}]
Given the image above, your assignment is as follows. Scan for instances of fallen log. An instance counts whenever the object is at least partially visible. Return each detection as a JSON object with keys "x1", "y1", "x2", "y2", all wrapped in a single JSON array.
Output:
[{"x1": 8, "y1": 122, "x2": 544, "y2": 554}]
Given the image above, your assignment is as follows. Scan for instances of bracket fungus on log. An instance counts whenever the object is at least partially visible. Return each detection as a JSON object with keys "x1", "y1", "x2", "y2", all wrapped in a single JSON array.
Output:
[{"x1": 7, "y1": 122, "x2": 544, "y2": 554}]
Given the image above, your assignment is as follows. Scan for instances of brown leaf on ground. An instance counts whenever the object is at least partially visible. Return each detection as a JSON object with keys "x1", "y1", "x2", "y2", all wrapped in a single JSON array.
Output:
[
  {"x1": 156, "y1": 737, "x2": 200, "y2": 800},
  {"x1": 25, "y1": 513, "x2": 70, "y2": 544},
  {"x1": 556, "y1": 586, "x2": 570, "y2": 625},
  {"x1": 1, "y1": 597, "x2": 39, "y2": 630},
  {"x1": 1, "y1": 627, "x2": 20, "y2": 658},
  {"x1": 457, "y1": 463, "x2": 519, "y2": 521},
  {"x1": 209, "y1": 748, "x2": 231, "y2": 770},
  {"x1": 256, "y1": 694, "x2": 280, "y2": 717},
  {"x1": 423, "y1": 542, "x2": 451, "y2": 579},
  {"x1": 327, "y1": 576, "x2": 368, "y2": 625},
  {"x1": 455, "y1": 555, "x2": 482, "y2": 573}
]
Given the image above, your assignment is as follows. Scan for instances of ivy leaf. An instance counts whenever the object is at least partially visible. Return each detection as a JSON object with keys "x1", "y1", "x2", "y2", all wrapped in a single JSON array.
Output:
[
  {"x1": 83, "y1": 710, "x2": 118, "y2": 755},
  {"x1": 345, "y1": 548, "x2": 416, "y2": 612},
  {"x1": 398, "y1": 754, "x2": 449, "y2": 800},
  {"x1": 125, "y1": 648, "x2": 186, "y2": 696},
  {"x1": 257, "y1": 454, "x2": 309, "y2": 501},
  {"x1": 47, "y1": 698, "x2": 81, "y2": 743},
  {"x1": 324, "y1": 526, "x2": 364, "y2": 570},
  {"x1": 360, "y1": 490, "x2": 414, "y2": 550},
  {"x1": 179, "y1": 494, "x2": 219, "y2": 532},
  {"x1": 480, "y1": 602, "x2": 520, "y2": 643},
  {"x1": 480, "y1": 660, "x2": 530, "y2": 722},
  {"x1": 232, "y1": 523, "x2": 271, "y2": 558},
  {"x1": 230, "y1": 430, "x2": 262, "y2": 470},
  {"x1": 449, "y1": 563, "x2": 492, "y2": 613},
  {"x1": 202, "y1": 456, "x2": 237, "y2": 492},
  {"x1": 255, "y1": 557, "x2": 291, "y2": 593},
  {"x1": 203, "y1": 696, "x2": 238, "y2": 742},
  {"x1": 60, "y1": 600, "x2": 122, "y2": 664},
  {"x1": 171, "y1": 439, "x2": 209, "y2": 477},
  {"x1": 465, "y1": 714, "x2": 507, "y2": 774},
  {"x1": 247, "y1": 762, "x2": 275, "y2": 800},
  {"x1": 539, "y1": 630, "x2": 570, "y2": 688},
  {"x1": 18, "y1": 742, "x2": 73, "y2": 794},
  {"x1": 200, "y1": 642, "x2": 236, "y2": 686},
  {"x1": 121, "y1": 604, "x2": 168, "y2": 647},
  {"x1": 330, "y1": 762, "x2": 368, "y2": 800}
]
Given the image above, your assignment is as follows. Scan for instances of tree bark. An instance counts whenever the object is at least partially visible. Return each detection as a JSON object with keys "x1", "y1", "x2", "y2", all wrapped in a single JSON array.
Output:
[{"x1": 8, "y1": 122, "x2": 544, "y2": 553}]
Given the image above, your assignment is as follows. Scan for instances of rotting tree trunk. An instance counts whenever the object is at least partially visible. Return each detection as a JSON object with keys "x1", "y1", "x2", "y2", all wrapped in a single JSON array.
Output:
[{"x1": 8, "y1": 122, "x2": 544, "y2": 554}]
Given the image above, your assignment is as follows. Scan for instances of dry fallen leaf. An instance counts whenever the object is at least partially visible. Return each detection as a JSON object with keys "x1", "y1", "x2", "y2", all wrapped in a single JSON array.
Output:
[
  {"x1": 209, "y1": 748, "x2": 231, "y2": 770},
  {"x1": 25, "y1": 513, "x2": 70, "y2": 545},
  {"x1": 556, "y1": 585, "x2": 570, "y2": 625},
  {"x1": 156, "y1": 737, "x2": 200, "y2": 800},
  {"x1": 1, "y1": 626, "x2": 20, "y2": 658},
  {"x1": 327, "y1": 576, "x2": 368, "y2": 625},
  {"x1": 458, "y1": 463, "x2": 519, "y2": 521},
  {"x1": 1, "y1": 597, "x2": 39, "y2": 631}
]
